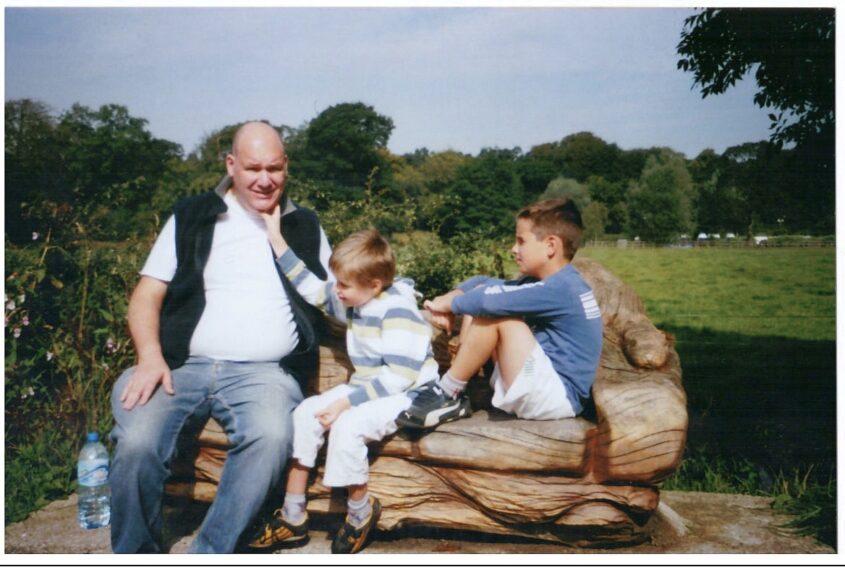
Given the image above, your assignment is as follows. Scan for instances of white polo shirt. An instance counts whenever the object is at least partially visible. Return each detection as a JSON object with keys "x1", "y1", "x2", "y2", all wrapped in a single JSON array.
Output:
[{"x1": 141, "y1": 191, "x2": 330, "y2": 362}]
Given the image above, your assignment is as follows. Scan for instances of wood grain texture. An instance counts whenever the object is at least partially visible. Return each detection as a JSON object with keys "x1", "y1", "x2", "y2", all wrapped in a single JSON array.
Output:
[{"x1": 165, "y1": 257, "x2": 687, "y2": 546}]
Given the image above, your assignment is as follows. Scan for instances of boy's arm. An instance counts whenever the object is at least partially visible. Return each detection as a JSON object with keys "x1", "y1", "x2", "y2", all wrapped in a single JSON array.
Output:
[
  {"x1": 452, "y1": 277, "x2": 559, "y2": 319},
  {"x1": 262, "y1": 206, "x2": 345, "y2": 319},
  {"x1": 347, "y1": 307, "x2": 433, "y2": 406},
  {"x1": 276, "y1": 248, "x2": 345, "y2": 320},
  {"x1": 424, "y1": 276, "x2": 503, "y2": 332},
  {"x1": 456, "y1": 275, "x2": 503, "y2": 293}
]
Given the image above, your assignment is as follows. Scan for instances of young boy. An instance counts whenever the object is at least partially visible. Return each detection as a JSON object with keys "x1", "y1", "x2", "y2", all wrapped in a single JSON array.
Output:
[
  {"x1": 396, "y1": 197, "x2": 603, "y2": 428},
  {"x1": 248, "y1": 217, "x2": 439, "y2": 554}
]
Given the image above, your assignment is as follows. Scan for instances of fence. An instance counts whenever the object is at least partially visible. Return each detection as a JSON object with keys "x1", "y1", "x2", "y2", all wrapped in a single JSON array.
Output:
[{"x1": 585, "y1": 238, "x2": 835, "y2": 249}]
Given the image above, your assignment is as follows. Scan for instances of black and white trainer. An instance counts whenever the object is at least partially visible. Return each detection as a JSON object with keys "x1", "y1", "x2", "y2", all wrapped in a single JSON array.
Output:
[{"x1": 395, "y1": 381, "x2": 472, "y2": 429}]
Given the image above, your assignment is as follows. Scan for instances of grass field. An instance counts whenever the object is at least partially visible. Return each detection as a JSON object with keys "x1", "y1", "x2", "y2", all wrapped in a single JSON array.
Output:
[
  {"x1": 581, "y1": 247, "x2": 835, "y2": 340},
  {"x1": 580, "y1": 246, "x2": 837, "y2": 545}
]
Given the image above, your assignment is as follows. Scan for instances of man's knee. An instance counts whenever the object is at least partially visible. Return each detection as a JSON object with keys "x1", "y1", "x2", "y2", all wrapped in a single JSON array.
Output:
[
  {"x1": 111, "y1": 422, "x2": 166, "y2": 465},
  {"x1": 110, "y1": 367, "x2": 135, "y2": 409},
  {"x1": 234, "y1": 411, "x2": 294, "y2": 455}
]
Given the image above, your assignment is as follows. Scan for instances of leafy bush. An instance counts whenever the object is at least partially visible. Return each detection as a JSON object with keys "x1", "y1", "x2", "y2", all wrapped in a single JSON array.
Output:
[
  {"x1": 5, "y1": 231, "x2": 146, "y2": 522},
  {"x1": 394, "y1": 231, "x2": 510, "y2": 299}
]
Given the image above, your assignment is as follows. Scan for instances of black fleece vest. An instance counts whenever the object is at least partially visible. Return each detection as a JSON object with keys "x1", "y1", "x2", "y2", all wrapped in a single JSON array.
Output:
[{"x1": 158, "y1": 190, "x2": 327, "y2": 391}]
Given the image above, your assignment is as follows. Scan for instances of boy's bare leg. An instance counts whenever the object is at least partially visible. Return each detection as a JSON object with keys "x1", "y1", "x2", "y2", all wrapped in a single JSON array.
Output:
[
  {"x1": 276, "y1": 461, "x2": 309, "y2": 523},
  {"x1": 285, "y1": 462, "x2": 310, "y2": 495},
  {"x1": 457, "y1": 314, "x2": 474, "y2": 349},
  {"x1": 449, "y1": 317, "x2": 536, "y2": 391},
  {"x1": 348, "y1": 483, "x2": 367, "y2": 501}
]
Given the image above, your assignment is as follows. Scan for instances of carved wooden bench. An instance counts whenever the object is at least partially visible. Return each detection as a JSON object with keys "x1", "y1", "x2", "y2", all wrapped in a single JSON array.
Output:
[{"x1": 165, "y1": 257, "x2": 687, "y2": 547}]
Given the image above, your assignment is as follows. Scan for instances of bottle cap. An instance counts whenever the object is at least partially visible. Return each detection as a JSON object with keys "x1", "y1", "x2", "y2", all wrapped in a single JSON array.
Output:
[{"x1": 86, "y1": 432, "x2": 100, "y2": 442}]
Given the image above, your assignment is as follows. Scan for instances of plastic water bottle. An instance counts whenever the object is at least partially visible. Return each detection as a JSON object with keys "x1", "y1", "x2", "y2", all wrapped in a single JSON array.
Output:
[{"x1": 77, "y1": 432, "x2": 111, "y2": 529}]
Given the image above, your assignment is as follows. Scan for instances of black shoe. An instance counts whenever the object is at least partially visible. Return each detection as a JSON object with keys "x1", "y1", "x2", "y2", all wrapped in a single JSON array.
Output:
[
  {"x1": 245, "y1": 509, "x2": 309, "y2": 550},
  {"x1": 395, "y1": 381, "x2": 472, "y2": 429},
  {"x1": 331, "y1": 496, "x2": 381, "y2": 554}
]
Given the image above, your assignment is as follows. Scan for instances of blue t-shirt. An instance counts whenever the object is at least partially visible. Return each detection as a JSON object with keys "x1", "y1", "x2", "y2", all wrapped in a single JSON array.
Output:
[{"x1": 451, "y1": 264, "x2": 603, "y2": 414}]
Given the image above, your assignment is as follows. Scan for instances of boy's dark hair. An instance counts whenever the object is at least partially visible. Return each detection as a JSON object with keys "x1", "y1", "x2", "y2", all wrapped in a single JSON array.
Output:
[
  {"x1": 517, "y1": 198, "x2": 584, "y2": 260},
  {"x1": 329, "y1": 228, "x2": 396, "y2": 286}
]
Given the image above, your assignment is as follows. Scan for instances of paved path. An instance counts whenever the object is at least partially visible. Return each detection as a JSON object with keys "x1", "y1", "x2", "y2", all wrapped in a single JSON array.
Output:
[{"x1": 5, "y1": 491, "x2": 833, "y2": 555}]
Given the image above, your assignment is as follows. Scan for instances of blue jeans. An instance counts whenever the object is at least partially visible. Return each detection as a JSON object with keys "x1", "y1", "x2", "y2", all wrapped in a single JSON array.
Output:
[{"x1": 109, "y1": 357, "x2": 303, "y2": 553}]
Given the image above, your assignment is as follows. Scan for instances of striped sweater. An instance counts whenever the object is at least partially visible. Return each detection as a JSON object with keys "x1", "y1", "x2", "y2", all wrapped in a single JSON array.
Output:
[{"x1": 277, "y1": 249, "x2": 439, "y2": 406}]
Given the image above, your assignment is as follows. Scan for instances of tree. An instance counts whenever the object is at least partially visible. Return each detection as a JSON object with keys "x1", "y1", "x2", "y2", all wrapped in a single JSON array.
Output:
[
  {"x1": 587, "y1": 176, "x2": 627, "y2": 234},
  {"x1": 695, "y1": 176, "x2": 748, "y2": 236},
  {"x1": 54, "y1": 103, "x2": 183, "y2": 239},
  {"x1": 626, "y1": 152, "x2": 694, "y2": 243},
  {"x1": 439, "y1": 148, "x2": 525, "y2": 240},
  {"x1": 557, "y1": 132, "x2": 620, "y2": 183},
  {"x1": 5, "y1": 99, "x2": 64, "y2": 242},
  {"x1": 417, "y1": 150, "x2": 471, "y2": 195},
  {"x1": 581, "y1": 201, "x2": 609, "y2": 242},
  {"x1": 677, "y1": 8, "x2": 834, "y2": 146},
  {"x1": 516, "y1": 154, "x2": 560, "y2": 197},
  {"x1": 296, "y1": 102, "x2": 395, "y2": 202},
  {"x1": 540, "y1": 176, "x2": 591, "y2": 212}
]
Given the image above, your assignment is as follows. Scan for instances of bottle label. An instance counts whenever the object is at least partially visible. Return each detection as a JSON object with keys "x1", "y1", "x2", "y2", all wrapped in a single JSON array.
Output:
[{"x1": 78, "y1": 459, "x2": 109, "y2": 487}]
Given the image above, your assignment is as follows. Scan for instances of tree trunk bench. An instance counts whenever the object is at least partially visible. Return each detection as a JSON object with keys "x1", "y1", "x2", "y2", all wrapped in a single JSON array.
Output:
[{"x1": 165, "y1": 257, "x2": 687, "y2": 547}]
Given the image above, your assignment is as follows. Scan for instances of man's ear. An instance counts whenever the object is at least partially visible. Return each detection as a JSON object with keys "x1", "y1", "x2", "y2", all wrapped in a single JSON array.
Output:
[{"x1": 225, "y1": 154, "x2": 236, "y2": 177}]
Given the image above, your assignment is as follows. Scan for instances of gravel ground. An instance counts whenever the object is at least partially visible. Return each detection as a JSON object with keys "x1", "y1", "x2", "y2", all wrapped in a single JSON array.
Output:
[{"x1": 5, "y1": 490, "x2": 834, "y2": 556}]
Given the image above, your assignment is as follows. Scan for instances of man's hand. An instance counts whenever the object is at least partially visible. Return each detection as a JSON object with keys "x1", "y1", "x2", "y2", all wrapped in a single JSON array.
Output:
[
  {"x1": 119, "y1": 355, "x2": 174, "y2": 411},
  {"x1": 260, "y1": 204, "x2": 288, "y2": 258},
  {"x1": 316, "y1": 397, "x2": 351, "y2": 429}
]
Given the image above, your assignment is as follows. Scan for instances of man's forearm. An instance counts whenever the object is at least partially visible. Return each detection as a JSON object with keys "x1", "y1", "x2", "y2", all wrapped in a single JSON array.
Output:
[{"x1": 127, "y1": 276, "x2": 168, "y2": 362}]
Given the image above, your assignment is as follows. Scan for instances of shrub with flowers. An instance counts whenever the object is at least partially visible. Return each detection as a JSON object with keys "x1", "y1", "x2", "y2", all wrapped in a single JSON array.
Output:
[{"x1": 5, "y1": 231, "x2": 149, "y2": 522}]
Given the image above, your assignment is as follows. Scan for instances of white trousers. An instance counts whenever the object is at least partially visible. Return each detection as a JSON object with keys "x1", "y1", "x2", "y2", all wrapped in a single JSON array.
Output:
[{"x1": 291, "y1": 384, "x2": 412, "y2": 487}]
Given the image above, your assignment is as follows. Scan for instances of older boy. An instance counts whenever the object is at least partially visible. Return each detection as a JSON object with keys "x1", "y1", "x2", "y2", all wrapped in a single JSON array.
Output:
[
  {"x1": 397, "y1": 198, "x2": 603, "y2": 428},
  {"x1": 248, "y1": 221, "x2": 438, "y2": 554}
]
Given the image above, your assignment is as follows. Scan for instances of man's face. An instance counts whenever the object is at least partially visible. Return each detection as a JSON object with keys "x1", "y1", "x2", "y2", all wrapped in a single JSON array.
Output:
[{"x1": 226, "y1": 131, "x2": 288, "y2": 214}]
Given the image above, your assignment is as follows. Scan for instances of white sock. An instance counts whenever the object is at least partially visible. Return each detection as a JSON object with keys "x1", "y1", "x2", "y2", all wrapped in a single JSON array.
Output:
[
  {"x1": 347, "y1": 493, "x2": 372, "y2": 527},
  {"x1": 439, "y1": 371, "x2": 467, "y2": 399},
  {"x1": 282, "y1": 492, "x2": 307, "y2": 523}
]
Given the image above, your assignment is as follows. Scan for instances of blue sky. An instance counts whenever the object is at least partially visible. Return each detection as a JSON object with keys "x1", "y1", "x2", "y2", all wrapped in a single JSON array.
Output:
[{"x1": 5, "y1": 7, "x2": 774, "y2": 158}]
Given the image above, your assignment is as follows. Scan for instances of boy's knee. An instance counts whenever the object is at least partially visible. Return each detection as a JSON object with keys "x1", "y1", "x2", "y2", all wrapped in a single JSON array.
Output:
[{"x1": 328, "y1": 412, "x2": 363, "y2": 445}]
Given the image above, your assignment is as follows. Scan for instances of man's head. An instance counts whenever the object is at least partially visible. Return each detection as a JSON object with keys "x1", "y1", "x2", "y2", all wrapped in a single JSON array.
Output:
[
  {"x1": 226, "y1": 122, "x2": 288, "y2": 214},
  {"x1": 512, "y1": 198, "x2": 584, "y2": 277},
  {"x1": 329, "y1": 228, "x2": 396, "y2": 308}
]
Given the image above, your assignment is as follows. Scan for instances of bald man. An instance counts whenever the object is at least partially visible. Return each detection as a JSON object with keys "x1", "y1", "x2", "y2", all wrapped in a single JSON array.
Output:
[{"x1": 110, "y1": 122, "x2": 332, "y2": 553}]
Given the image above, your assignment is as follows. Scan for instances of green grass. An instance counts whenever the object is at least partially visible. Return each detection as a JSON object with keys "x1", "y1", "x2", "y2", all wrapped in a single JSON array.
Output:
[
  {"x1": 581, "y1": 246, "x2": 836, "y2": 548},
  {"x1": 580, "y1": 247, "x2": 835, "y2": 340}
]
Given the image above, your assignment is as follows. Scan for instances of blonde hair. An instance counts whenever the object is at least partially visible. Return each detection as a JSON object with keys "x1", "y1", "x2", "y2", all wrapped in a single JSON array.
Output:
[
  {"x1": 517, "y1": 198, "x2": 584, "y2": 260},
  {"x1": 329, "y1": 228, "x2": 396, "y2": 286}
]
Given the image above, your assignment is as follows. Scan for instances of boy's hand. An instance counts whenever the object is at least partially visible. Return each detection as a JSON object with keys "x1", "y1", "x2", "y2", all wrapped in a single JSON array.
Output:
[
  {"x1": 424, "y1": 293, "x2": 458, "y2": 334},
  {"x1": 424, "y1": 303, "x2": 455, "y2": 334},
  {"x1": 259, "y1": 204, "x2": 288, "y2": 258},
  {"x1": 316, "y1": 397, "x2": 351, "y2": 428}
]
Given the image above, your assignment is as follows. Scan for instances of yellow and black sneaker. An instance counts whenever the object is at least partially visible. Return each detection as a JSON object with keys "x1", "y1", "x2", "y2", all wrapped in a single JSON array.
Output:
[
  {"x1": 330, "y1": 496, "x2": 381, "y2": 554},
  {"x1": 246, "y1": 509, "x2": 309, "y2": 550}
]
